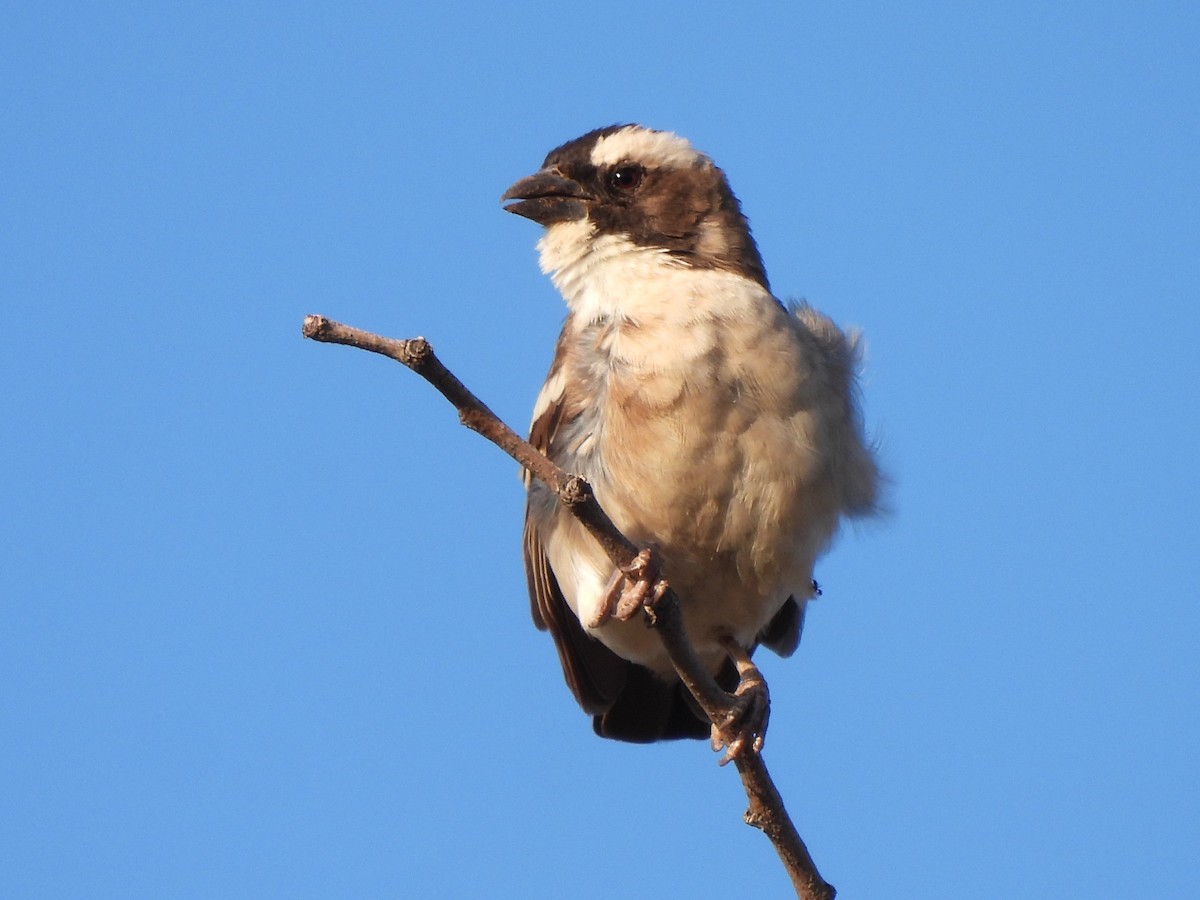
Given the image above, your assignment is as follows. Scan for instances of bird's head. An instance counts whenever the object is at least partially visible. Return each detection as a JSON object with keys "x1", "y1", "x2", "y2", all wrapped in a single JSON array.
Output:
[{"x1": 502, "y1": 124, "x2": 768, "y2": 290}]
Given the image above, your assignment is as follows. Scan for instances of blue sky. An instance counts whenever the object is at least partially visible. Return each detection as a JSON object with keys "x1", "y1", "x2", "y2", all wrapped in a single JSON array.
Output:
[{"x1": 3, "y1": 2, "x2": 1197, "y2": 897}]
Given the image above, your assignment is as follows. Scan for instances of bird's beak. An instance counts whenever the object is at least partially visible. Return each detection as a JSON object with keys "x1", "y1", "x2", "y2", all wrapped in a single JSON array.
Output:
[{"x1": 501, "y1": 168, "x2": 594, "y2": 225}]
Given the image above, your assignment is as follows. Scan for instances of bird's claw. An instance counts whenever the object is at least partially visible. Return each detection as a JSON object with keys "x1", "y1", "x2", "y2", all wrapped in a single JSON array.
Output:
[
  {"x1": 711, "y1": 636, "x2": 770, "y2": 764},
  {"x1": 587, "y1": 548, "x2": 663, "y2": 627}
]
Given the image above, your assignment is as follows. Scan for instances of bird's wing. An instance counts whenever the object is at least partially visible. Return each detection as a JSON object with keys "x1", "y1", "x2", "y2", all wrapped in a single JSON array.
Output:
[
  {"x1": 757, "y1": 595, "x2": 806, "y2": 658},
  {"x1": 522, "y1": 515, "x2": 629, "y2": 715},
  {"x1": 523, "y1": 366, "x2": 629, "y2": 716},
  {"x1": 521, "y1": 329, "x2": 716, "y2": 741}
]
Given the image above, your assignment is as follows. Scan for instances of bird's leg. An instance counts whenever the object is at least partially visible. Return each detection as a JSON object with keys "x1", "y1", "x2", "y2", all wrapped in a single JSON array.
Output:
[
  {"x1": 711, "y1": 635, "x2": 770, "y2": 764},
  {"x1": 586, "y1": 548, "x2": 661, "y2": 628}
]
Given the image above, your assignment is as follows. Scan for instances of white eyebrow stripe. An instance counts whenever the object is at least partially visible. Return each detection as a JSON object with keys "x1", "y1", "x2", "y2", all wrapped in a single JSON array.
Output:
[{"x1": 589, "y1": 127, "x2": 702, "y2": 169}]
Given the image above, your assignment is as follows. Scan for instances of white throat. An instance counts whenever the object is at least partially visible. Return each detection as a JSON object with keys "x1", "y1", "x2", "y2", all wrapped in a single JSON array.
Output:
[{"x1": 536, "y1": 221, "x2": 688, "y2": 324}]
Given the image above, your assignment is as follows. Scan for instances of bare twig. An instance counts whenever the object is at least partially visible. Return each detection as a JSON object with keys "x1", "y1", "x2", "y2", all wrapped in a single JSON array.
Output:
[{"x1": 302, "y1": 314, "x2": 836, "y2": 900}]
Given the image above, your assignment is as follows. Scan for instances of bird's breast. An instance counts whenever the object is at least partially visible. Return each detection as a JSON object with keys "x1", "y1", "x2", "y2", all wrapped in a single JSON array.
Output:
[{"x1": 557, "y1": 278, "x2": 834, "y2": 642}]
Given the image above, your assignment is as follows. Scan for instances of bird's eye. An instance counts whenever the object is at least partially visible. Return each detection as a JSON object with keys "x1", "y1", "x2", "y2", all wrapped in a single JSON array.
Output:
[{"x1": 608, "y1": 164, "x2": 644, "y2": 194}]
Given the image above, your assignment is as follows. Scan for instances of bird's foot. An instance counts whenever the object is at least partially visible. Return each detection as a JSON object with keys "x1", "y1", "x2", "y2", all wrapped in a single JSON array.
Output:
[
  {"x1": 587, "y1": 548, "x2": 664, "y2": 628},
  {"x1": 710, "y1": 636, "x2": 770, "y2": 765}
]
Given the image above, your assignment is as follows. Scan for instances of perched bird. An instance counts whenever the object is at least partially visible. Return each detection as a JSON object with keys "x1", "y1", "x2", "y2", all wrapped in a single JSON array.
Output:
[{"x1": 502, "y1": 124, "x2": 879, "y2": 743}]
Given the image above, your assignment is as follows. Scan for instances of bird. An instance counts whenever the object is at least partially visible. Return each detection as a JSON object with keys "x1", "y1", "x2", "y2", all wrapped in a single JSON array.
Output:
[{"x1": 501, "y1": 124, "x2": 879, "y2": 744}]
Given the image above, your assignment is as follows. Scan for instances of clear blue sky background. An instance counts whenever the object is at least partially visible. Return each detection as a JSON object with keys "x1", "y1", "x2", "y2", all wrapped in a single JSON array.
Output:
[{"x1": 4, "y1": 3, "x2": 1197, "y2": 897}]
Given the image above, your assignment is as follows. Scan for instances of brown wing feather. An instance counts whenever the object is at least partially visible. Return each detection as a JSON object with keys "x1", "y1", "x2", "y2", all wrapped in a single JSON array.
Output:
[
  {"x1": 522, "y1": 513, "x2": 629, "y2": 714},
  {"x1": 523, "y1": 360, "x2": 629, "y2": 716},
  {"x1": 522, "y1": 325, "x2": 713, "y2": 742}
]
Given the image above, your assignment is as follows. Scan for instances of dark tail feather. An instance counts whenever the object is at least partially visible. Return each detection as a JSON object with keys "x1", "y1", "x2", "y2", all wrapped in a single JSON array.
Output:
[{"x1": 593, "y1": 657, "x2": 741, "y2": 743}]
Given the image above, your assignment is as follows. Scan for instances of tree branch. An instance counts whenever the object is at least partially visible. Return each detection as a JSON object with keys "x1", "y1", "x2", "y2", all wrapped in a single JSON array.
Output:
[{"x1": 302, "y1": 314, "x2": 836, "y2": 900}]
